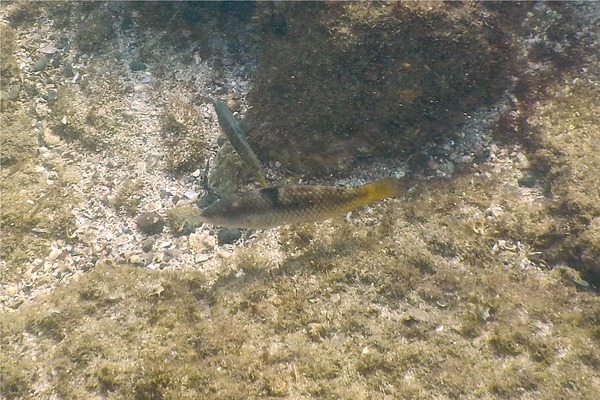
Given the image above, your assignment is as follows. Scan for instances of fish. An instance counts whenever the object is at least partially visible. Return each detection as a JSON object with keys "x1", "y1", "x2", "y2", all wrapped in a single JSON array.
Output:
[
  {"x1": 214, "y1": 100, "x2": 269, "y2": 188},
  {"x1": 199, "y1": 177, "x2": 403, "y2": 229}
]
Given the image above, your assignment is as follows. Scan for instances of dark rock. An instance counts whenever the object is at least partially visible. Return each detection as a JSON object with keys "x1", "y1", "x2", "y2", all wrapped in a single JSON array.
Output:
[
  {"x1": 217, "y1": 228, "x2": 242, "y2": 245},
  {"x1": 32, "y1": 55, "x2": 49, "y2": 72},
  {"x1": 129, "y1": 61, "x2": 147, "y2": 71},
  {"x1": 518, "y1": 175, "x2": 538, "y2": 188},
  {"x1": 141, "y1": 237, "x2": 155, "y2": 252},
  {"x1": 56, "y1": 36, "x2": 69, "y2": 49},
  {"x1": 135, "y1": 212, "x2": 165, "y2": 235},
  {"x1": 1, "y1": 85, "x2": 20, "y2": 101},
  {"x1": 62, "y1": 63, "x2": 75, "y2": 78},
  {"x1": 197, "y1": 192, "x2": 220, "y2": 209}
]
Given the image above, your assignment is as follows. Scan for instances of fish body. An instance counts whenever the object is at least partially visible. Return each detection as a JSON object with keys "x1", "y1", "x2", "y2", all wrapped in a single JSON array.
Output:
[
  {"x1": 214, "y1": 100, "x2": 269, "y2": 187},
  {"x1": 199, "y1": 177, "x2": 402, "y2": 229}
]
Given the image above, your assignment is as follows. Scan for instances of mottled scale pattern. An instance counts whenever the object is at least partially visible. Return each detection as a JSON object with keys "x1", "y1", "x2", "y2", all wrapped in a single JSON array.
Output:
[{"x1": 199, "y1": 177, "x2": 401, "y2": 229}]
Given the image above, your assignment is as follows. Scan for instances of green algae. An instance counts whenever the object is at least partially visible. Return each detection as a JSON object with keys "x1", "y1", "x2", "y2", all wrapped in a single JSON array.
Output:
[
  {"x1": 3, "y1": 148, "x2": 600, "y2": 397},
  {"x1": 160, "y1": 100, "x2": 209, "y2": 176},
  {"x1": 527, "y1": 74, "x2": 600, "y2": 285},
  {"x1": 1, "y1": 2, "x2": 599, "y2": 399},
  {"x1": 48, "y1": 84, "x2": 123, "y2": 151},
  {"x1": 166, "y1": 205, "x2": 203, "y2": 236},
  {"x1": 1, "y1": 137, "x2": 79, "y2": 286},
  {"x1": 0, "y1": 22, "x2": 18, "y2": 86},
  {"x1": 2, "y1": 210, "x2": 600, "y2": 398},
  {"x1": 110, "y1": 178, "x2": 144, "y2": 216}
]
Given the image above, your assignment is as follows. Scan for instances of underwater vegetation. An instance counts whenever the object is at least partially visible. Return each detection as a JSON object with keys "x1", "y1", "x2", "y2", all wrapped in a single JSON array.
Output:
[
  {"x1": 160, "y1": 98, "x2": 209, "y2": 176},
  {"x1": 1, "y1": 1, "x2": 599, "y2": 399},
  {"x1": 2, "y1": 192, "x2": 600, "y2": 398}
]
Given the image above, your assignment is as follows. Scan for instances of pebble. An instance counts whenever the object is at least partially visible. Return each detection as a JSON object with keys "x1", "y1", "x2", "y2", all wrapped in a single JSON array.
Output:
[
  {"x1": 127, "y1": 254, "x2": 145, "y2": 266},
  {"x1": 141, "y1": 237, "x2": 155, "y2": 253},
  {"x1": 216, "y1": 247, "x2": 233, "y2": 259},
  {"x1": 184, "y1": 190, "x2": 199, "y2": 201},
  {"x1": 62, "y1": 63, "x2": 75, "y2": 78},
  {"x1": 32, "y1": 55, "x2": 49, "y2": 72},
  {"x1": 129, "y1": 61, "x2": 147, "y2": 71},
  {"x1": 197, "y1": 192, "x2": 219, "y2": 208},
  {"x1": 217, "y1": 228, "x2": 242, "y2": 245},
  {"x1": 39, "y1": 45, "x2": 59, "y2": 55},
  {"x1": 135, "y1": 212, "x2": 165, "y2": 235},
  {"x1": 35, "y1": 103, "x2": 50, "y2": 118},
  {"x1": 189, "y1": 232, "x2": 217, "y2": 253},
  {"x1": 139, "y1": 74, "x2": 153, "y2": 84},
  {"x1": 46, "y1": 88, "x2": 58, "y2": 101},
  {"x1": 56, "y1": 36, "x2": 69, "y2": 49},
  {"x1": 1, "y1": 85, "x2": 20, "y2": 101},
  {"x1": 160, "y1": 189, "x2": 174, "y2": 199},
  {"x1": 166, "y1": 205, "x2": 203, "y2": 236},
  {"x1": 518, "y1": 175, "x2": 538, "y2": 188}
]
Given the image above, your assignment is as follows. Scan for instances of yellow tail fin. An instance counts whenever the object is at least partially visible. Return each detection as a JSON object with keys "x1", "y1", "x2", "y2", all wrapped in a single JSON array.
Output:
[{"x1": 361, "y1": 177, "x2": 402, "y2": 203}]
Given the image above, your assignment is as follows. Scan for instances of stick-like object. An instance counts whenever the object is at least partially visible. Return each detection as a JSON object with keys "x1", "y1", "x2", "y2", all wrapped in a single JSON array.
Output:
[{"x1": 214, "y1": 100, "x2": 269, "y2": 187}]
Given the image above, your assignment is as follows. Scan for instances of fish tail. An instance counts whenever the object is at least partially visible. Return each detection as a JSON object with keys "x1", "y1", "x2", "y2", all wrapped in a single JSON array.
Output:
[{"x1": 360, "y1": 177, "x2": 402, "y2": 203}]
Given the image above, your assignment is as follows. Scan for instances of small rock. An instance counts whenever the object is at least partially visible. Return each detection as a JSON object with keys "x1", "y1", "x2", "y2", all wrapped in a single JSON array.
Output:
[
  {"x1": 56, "y1": 36, "x2": 69, "y2": 49},
  {"x1": 160, "y1": 189, "x2": 174, "y2": 199},
  {"x1": 166, "y1": 205, "x2": 203, "y2": 236},
  {"x1": 184, "y1": 190, "x2": 199, "y2": 201},
  {"x1": 135, "y1": 212, "x2": 165, "y2": 235},
  {"x1": 62, "y1": 63, "x2": 75, "y2": 78},
  {"x1": 197, "y1": 192, "x2": 219, "y2": 208},
  {"x1": 39, "y1": 45, "x2": 59, "y2": 55},
  {"x1": 139, "y1": 74, "x2": 153, "y2": 84},
  {"x1": 217, "y1": 228, "x2": 242, "y2": 245},
  {"x1": 32, "y1": 55, "x2": 49, "y2": 72},
  {"x1": 129, "y1": 61, "x2": 147, "y2": 71},
  {"x1": 1, "y1": 85, "x2": 20, "y2": 101},
  {"x1": 226, "y1": 93, "x2": 241, "y2": 112},
  {"x1": 46, "y1": 89, "x2": 58, "y2": 101},
  {"x1": 518, "y1": 175, "x2": 537, "y2": 188},
  {"x1": 141, "y1": 238, "x2": 155, "y2": 253},
  {"x1": 127, "y1": 254, "x2": 145, "y2": 266},
  {"x1": 43, "y1": 128, "x2": 62, "y2": 147},
  {"x1": 189, "y1": 232, "x2": 217, "y2": 252},
  {"x1": 35, "y1": 103, "x2": 49, "y2": 118}
]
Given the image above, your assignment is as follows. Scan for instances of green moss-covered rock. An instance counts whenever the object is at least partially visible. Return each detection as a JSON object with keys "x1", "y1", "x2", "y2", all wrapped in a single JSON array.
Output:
[
  {"x1": 135, "y1": 211, "x2": 165, "y2": 235},
  {"x1": 245, "y1": 2, "x2": 524, "y2": 174},
  {"x1": 110, "y1": 178, "x2": 144, "y2": 216},
  {"x1": 48, "y1": 86, "x2": 120, "y2": 150},
  {"x1": 207, "y1": 141, "x2": 244, "y2": 197},
  {"x1": 166, "y1": 205, "x2": 203, "y2": 236}
]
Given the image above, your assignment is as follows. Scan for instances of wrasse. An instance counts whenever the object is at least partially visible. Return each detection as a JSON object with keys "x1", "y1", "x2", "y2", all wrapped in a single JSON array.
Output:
[
  {"x1": 199, "y1": 177, "x2": 402, "y2": 229},
  {"x1": 214, "y1": 100, "x2": 269, "y2": 188}
]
